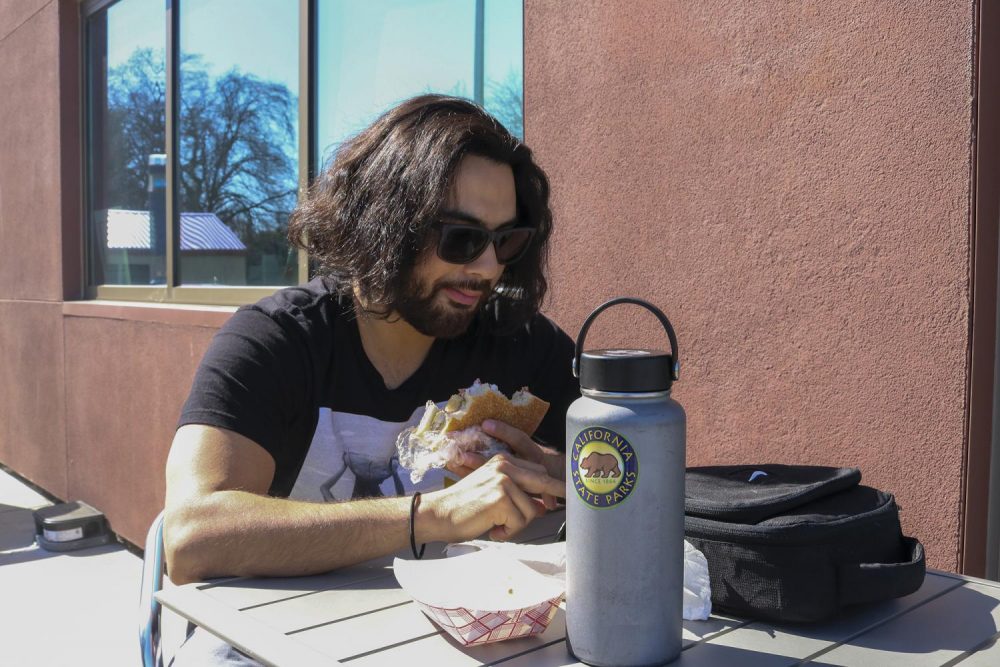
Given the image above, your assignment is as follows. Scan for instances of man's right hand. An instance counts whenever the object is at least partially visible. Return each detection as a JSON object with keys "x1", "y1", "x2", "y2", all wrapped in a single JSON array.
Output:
[{"x1": 419, "y1": 453, "x2": 565, "y2": 542}]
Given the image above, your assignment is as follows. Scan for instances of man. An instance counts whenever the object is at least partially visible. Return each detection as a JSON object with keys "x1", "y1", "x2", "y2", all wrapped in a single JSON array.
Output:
[{"x1": 164, "y1": 96, "x2": 578, "y2": 661}]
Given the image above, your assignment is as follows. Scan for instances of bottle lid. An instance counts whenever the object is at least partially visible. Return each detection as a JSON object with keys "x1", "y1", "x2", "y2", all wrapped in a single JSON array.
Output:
[{"x1": 578, "y1": 348, "x2": 675, "y2": 392}]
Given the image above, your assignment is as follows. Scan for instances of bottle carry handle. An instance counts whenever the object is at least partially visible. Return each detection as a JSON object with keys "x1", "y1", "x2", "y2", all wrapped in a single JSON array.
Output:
[{"x1": 573, "y1": 297, "x2": 680, "y2": 381}]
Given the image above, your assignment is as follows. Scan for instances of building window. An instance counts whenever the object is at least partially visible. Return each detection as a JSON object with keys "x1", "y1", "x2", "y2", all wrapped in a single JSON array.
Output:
[
  {"x1": 178, "y1": 0, "x2": 299, "y2": 286},
  {"x1": 83, "y1": 0, "x2": 523, "y2": 304},
  {"x1": 85, "y1": 0, "x2": 167, "y2": 286},
  {"x1": 315, "y1": 0, "x2": 523, "y2": 167}
]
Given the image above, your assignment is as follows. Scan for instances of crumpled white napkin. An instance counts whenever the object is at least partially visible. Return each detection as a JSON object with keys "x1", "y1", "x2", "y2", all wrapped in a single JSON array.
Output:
[
  {"x1": 682, "y1": 540, "x2": 713, "y2": 620},
  {"x1": 445, "y1": 538, "x2": 713, "y2": 621}
]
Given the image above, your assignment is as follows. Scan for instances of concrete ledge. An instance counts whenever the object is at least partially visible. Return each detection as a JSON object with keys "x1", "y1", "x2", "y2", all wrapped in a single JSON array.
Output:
[{"x1": 62, "y1": 300, "x2": 235, "y2": 328}]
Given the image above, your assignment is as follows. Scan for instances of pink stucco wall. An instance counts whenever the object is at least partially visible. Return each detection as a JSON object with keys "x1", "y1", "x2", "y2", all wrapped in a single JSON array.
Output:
[
  {"x1": 0, "y1": 1, "x2": 71, "y2": 499},
  {"x1": 527, "y1": 1, "x2": 975, "y2": 570}
]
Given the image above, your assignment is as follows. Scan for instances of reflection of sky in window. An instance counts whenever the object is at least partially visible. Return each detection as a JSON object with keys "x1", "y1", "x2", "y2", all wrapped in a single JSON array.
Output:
[
  {"x1": 107, "y1": 0, "x2": 298, "y2": 92},
  {"x1": 180, "y1": 0, "x2": 298, "y2": 92},
  {"x1": 179, "y1": 0, "x2": 299, "y2": 164},
  {"x1": 485, "y1": 0, "x2": 523, "y2": 86},
  {"x1": 316, "y1": 0, "x2": 523, "y2": 165},
  {"x1": 106, "y1": 0, "x2": 163, "y2": 68},
  {"x1": 484, "y1": 1, "x2": 523, "y2": 135},
  {"x1": 105, "y1": 0, "x2": 522, "y2": 168},
  {"x1": 317, "y1": 0, "x2": 471, "y2": 163}
]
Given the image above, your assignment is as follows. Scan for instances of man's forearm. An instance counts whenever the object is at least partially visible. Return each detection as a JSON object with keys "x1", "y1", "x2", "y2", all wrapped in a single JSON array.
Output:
[{"x1": 165, "y1": 490, "x2": 440, "y2": 584}]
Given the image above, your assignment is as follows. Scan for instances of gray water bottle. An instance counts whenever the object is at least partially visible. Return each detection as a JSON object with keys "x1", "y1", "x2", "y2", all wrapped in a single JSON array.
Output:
[{"x1": 565, "y1": 298, "x2": 686, "y2": 666}]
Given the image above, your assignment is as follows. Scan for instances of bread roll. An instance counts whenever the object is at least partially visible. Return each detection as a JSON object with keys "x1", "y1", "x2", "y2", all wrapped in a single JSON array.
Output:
[{"x1": 413, "y1": 381, "x2": 550, "y2": 444}]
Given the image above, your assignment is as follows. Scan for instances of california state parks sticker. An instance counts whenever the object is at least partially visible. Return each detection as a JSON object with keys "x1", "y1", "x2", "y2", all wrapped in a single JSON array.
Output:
[{"x1": 570, "y1": 427, "x2": 639, "y2": 508}]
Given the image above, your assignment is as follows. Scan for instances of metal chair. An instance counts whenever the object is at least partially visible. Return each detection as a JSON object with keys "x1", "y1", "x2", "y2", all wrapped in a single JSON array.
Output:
[{"x1": 139, "y1": 510, "x2": 166, "y2": 667}]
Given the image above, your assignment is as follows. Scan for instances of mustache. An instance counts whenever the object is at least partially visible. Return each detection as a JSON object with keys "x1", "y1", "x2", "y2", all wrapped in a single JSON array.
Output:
[{"x1": 435, "y1": 279, "x2": 493, "y2": 295}]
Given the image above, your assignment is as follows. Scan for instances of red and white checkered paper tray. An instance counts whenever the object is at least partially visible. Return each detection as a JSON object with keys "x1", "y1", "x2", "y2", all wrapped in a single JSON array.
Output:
[{"x1": 393, "y1": 550, "x2": 564, "y2": 646}]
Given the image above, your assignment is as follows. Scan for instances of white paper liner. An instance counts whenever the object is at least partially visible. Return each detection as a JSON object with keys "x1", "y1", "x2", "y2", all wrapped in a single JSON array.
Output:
[
  {"x1": 393, "y1": 550, "x2": 563, "y2": 646},
  {"x1": 442, "y1": 539, "x2": 713, "y2": 621}
]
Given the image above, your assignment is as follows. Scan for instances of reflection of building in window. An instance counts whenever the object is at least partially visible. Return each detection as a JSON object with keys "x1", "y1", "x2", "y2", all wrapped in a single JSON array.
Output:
[{"x1": 104, "y1": 209, "x2": 247, "y2": 285}]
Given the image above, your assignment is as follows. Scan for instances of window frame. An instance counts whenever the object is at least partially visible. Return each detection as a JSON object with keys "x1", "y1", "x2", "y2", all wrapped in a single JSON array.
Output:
[
  {"x1": 80, "y1": 0, "x2": 314, "y2": 306},
  {"x1": 80, "y1": 0, "x2": 517, "y2": 307}
]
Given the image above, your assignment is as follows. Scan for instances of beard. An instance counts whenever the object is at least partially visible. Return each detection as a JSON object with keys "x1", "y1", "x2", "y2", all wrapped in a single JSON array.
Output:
[{"x1": 393, "y1": 276, "x2": 493, "y2": 339}]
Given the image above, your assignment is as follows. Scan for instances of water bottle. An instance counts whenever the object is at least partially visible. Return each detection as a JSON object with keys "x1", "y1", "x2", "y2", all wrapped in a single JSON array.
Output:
[{"x1": 565, "y1": 297, "x2": 686, "y2": 666}]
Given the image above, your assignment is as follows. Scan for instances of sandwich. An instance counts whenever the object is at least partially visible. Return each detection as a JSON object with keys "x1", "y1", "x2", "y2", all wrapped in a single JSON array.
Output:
[{"x1": 397, "y1": 380, "x2": 550, "y2": 482}]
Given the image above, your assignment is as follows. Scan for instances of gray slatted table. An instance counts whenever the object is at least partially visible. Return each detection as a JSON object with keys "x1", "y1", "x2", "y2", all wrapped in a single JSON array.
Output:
[{"x1": 157, "y1": 513, "x2": 1000, "y2": 666}]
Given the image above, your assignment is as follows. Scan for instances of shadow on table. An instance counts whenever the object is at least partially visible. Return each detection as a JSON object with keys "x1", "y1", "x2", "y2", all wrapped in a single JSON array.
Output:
[{"x1": 801, "y1": 583, "x2": 1000, "y2": 664}]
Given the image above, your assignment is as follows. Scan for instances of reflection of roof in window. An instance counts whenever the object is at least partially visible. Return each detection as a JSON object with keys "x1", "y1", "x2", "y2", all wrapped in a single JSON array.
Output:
[{"x1": 105, "y1": 209, "x2": 246, "y2": 251}]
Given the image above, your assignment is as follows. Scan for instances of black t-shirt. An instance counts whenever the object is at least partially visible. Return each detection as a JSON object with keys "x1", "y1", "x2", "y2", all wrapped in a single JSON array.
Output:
[{"x1": 178, "y1": 277, "x2": 580, "y2": 499}]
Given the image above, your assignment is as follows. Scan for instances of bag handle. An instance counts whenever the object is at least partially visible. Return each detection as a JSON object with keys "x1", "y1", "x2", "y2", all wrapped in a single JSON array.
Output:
[{"x1": 838, "y1": 537, "x2": 926, "y2": 607}]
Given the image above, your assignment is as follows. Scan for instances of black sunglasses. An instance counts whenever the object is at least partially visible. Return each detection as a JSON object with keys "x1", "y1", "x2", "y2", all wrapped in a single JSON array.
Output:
[{"x1": 433, "y1": 221, "x2": 536, "y2": 265}]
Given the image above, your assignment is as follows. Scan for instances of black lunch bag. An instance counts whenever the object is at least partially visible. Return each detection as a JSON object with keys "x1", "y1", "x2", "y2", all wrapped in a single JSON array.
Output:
[{"x1": 683, "y1": 464, "x2": 926, "y2": 623}]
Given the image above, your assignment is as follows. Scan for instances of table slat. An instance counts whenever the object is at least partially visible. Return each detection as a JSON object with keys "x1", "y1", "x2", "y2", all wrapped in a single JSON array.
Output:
[
  {"x1": 197, "y1": 568, "x2": 387, "y2": 610},
  {"x1": 804, "y1": 580, "x2": 1000, "y2": 666},
  {"x1": 242, "y1": 573, "x2": 410, "y2": 633},
  {"x1": 292, "y1": 601, "x2": 442, "y2": 661},
  {"x1": 947, "y1": 632, "x2": 1000, "y2": 665},
  {"x1": 156, "y1": 583, "x2": 338, "y2": 666},
  {"x1": 670, "y1": 572, "x2": 963, "y2": 666},
  {"x1": 194, "y1": 544, "x2": 450, "y2": 611}
]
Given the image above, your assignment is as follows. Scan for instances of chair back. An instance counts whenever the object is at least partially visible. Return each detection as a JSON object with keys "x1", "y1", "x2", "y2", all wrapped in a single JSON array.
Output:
[{"x1": 139, "y1": 510, "x2": 165, "y2": 667}]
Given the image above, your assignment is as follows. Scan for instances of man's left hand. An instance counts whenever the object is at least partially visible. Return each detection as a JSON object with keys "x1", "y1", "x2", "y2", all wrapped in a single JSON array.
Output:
[
  {"x1": 479, "y1": 420, "x2": 563, "y2": 478},
  {"x1": 447, "y1": 422, "x2": 563, "y2": 474},
  {"x1": 445, "y1": 421, "x2": 565, "y2": 510}
]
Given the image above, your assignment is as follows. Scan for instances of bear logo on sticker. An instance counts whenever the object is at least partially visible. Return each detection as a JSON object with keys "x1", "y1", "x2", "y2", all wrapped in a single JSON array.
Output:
[{"x1": 570, "y1": 427, "x2": 639, "y2": 508}]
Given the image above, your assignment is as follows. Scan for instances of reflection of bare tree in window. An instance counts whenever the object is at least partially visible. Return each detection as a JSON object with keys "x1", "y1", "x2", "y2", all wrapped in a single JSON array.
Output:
[
  {"x1": 438, "y1": 71, "x2": 522, "y2": 140},
  {"x1": 487, "y1": 70, "x2": 523, "y2": 139},
  {"x1": 106, "y1": 48, "x2": 298, "y2": 282},
  {"x1": 177, "y1": 54, "x2": 297, "y2": 247},
  {"x1": 106, "y1": 48, "x2": 167, "y2": 210}
]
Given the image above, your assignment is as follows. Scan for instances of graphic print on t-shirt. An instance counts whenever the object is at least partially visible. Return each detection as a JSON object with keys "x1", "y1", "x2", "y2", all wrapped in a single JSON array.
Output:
[{"x1": 289, "y1": 404, "x2": 447, "y2": 502}]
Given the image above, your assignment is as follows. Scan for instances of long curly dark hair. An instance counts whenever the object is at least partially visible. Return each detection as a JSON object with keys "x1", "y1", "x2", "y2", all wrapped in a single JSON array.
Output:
[{"x1": 287, "y1": 94, "x2": 553, "y2": 332}]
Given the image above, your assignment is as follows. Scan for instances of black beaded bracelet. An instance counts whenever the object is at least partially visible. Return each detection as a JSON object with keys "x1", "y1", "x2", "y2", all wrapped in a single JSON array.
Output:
[{"x1": 409, "y1": 492, "x2": 426, "y2": 560}]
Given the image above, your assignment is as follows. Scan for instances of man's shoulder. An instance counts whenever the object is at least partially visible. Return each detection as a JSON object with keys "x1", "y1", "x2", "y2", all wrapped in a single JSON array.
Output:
[
  {"x1": 240, "y1": 277, "x2": 348, "y2": 323},
  {"x1": 525, "y1": 311, "x2": 570, "y2": 337},
  {"x1": 218, "y1": 278, "x2": 351, "y2": 356},
  {"x1": 478, "y1": 308, "x2": 573, "y2": 353}
]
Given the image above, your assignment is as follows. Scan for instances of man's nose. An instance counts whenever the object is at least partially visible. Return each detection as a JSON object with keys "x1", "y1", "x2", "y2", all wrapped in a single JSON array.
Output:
[{"x1": 465, "y1": 241, "x2": 502, "y2": 280}]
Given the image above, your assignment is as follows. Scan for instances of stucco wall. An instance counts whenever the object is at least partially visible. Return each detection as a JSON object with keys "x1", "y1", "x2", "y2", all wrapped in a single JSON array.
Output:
[
  {"x1": 526, "y1": 1, "x2": 975, "y2": 570},
  {"x1": 62, "y1": 311, "x2": 223, "y2": 544},
  {"x1": 0, "y1": 1, "x2": 70, "y2": 498}
]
